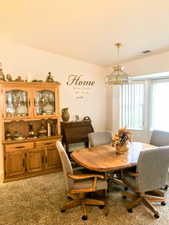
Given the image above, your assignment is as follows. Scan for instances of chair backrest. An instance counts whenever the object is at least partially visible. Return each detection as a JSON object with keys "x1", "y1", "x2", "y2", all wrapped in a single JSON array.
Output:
[
  {"x1": 136, "y1": 146, "x2": 169, "y2": 192},
  {"x1": 56, "y1": 141, "x2": 73, "y2": 192},
  {"x1": 88, "y1": 131, "x2": 112, "y2": 147},
  {"x1": 150, "y1": 130, "x2": 169, "y2": 146}
]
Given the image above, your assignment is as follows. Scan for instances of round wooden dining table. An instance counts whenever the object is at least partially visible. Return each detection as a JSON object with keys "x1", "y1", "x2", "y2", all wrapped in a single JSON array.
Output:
[{"x1": 71, "y1": 142, "x2": 156, "y2": 172}]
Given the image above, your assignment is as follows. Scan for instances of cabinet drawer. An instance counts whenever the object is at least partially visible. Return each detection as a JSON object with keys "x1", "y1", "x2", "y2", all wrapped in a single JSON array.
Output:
[
  {"x1": 5, "y1": 142, "x2": 34, "y2": 152},
  {"x1": 36, "y1": 140, "x2": 56, "y2": 148}
]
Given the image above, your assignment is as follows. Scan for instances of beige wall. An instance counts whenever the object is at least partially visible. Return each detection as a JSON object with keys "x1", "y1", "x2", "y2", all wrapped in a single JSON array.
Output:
[
  {"x1": 122, "y1": 51, "x2": 169, "y2": 77},
  {"x1": 0, "y1": 40, "x2": 106, "y2": 131},
  {"x1": 2, "y1": 39, "x2": 168, "y2": 135}
]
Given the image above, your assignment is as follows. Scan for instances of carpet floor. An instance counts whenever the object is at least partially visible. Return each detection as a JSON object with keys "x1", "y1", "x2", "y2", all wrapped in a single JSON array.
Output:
[{"x1": 0, "y1": 172, "x2": 169, "y2": 225}]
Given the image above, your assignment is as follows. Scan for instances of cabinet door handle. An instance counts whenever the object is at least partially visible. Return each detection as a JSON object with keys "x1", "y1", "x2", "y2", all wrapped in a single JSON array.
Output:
[
  {"x1": 45, "y1": 156, "x2": 48, "y2": 164},
  {"x1": 28, "y1": 100, "x2": 30, "y2": 107},
  {"x1": 42, "y1": 155, "x2": 44, "y2": 164},
  {"x1": 23, "y1": 159, "x2": 25, "y2": 167},
  {"x1": 44, "y1": 143, "x2": 51, "y2": 145},
  {"x1": 16, "y1": 146, "x2": 24, "y2": 149}
]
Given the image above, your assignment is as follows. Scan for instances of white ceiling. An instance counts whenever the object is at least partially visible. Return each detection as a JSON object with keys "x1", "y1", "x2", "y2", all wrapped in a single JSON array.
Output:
[{"x1": 1, "y1": 0, "x2": 169, "y2": 66}]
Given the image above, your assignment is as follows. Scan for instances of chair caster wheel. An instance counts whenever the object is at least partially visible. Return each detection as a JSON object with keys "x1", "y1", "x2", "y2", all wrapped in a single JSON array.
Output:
[
  {"x1": 161, "y1": 201, "x2": 166, "y2": 206},
  {"x1": 99, "y1": 205, "x2": 105, "y2": 209},
  {"x1": 82, "y1": 215, "x2": 88, "y2": 220},
  {"x1": 124, "y1": 187, "x2": 128, "y2": 191},
  {"x1": 122, "y1": 195, "x2": 127, "y2": 199},
  {"x1": 154, "y1": 213, "x2": 159, "y2": 219},
  {"x1": 127, "y1": 208, "x2": 133, "y2": 213},
  {"x1": 164, "y1": 185, "x2": 168, "y2": 190},
  {"x1": 61, "y1": 209, "x2": 66, "y2": 213}
]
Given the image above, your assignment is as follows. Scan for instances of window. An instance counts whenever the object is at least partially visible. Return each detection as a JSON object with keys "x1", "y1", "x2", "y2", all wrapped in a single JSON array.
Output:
[
  {"x1": 120, "y1": 82, "x2": 145, "y2": 130},
  {"x1": 114, "y1": 73, "x2": 169, "y2": 136},
  {"x1": 151, "y1": 79, "x2": 169, "y2": 131}
]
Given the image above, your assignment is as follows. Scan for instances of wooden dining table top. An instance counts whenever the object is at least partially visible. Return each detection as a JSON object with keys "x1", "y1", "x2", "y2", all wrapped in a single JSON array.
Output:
[{"x1": 71, "y1": 142, "x2": 156, "y2": 172}]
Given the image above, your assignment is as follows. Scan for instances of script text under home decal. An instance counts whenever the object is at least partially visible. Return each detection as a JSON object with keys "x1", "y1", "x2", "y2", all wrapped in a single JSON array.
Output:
[{"x1": 67, "y1": 74, "x2": 95, "y2": 99}]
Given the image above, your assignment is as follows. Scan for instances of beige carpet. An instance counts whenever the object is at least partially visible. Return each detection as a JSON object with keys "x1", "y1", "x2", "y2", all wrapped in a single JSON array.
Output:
[{"x1": 0, "y1": 172, "x2": 169, "y2": 225}]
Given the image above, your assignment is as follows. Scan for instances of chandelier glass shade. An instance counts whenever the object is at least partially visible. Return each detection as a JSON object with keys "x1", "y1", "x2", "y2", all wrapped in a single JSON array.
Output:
[{"x1": 105, "y1": 43, "x2": 129, "y2": 85}]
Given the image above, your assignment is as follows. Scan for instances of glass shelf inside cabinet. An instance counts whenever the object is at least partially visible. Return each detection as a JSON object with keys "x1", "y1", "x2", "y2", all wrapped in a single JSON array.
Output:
[
  {"x1": 6, "y1": 90, "x2": 28, "y2": 118},
  {"x1": 35, "y1": 90, "x2": 55, "y2": 115}
]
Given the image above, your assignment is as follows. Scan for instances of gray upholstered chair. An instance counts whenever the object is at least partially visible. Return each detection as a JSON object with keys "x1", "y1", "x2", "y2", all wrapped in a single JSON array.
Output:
[
  {"x1": 88, "y1": 131, "x2": 112, "y2": 147},
  {"x1": 150, "y1": 130, "x2": 169, "y2": 190},
  {"x1": 56, "y1": 141, "x2": 108, "y2": 220},
  {"x1": 122, "y1": 146, "x2": 169, "y2": 218},
  {"x1": 150, "y1": 130, "x2": 169, "y2": 146}
]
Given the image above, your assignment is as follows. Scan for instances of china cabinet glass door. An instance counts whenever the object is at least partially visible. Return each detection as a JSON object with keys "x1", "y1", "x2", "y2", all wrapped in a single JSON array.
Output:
[
  {"x1": 34, "y1": 90, "x2": 55, "y2": 116},
  {"x1": 5, "y1": 90, "x2": 29, "y2": 118}
]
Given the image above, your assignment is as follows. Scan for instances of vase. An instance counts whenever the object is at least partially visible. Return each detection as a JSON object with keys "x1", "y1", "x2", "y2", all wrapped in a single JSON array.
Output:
[
  {"x1": 115, "y1": 144, "x2": 128, "y2": 154},
  {"x1": 61, "y1": 108, "x2": 70, "y2": 122}
]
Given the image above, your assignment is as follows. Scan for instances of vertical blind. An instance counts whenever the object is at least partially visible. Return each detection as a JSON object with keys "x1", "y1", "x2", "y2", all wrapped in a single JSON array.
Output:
[{"x1": 120, "y1": 82, "x2": 144, "y2": 129}]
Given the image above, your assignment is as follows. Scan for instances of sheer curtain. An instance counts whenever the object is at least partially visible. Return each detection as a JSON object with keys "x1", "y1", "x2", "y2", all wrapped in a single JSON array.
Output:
[{"x1": 151, "y1": 80, "x2": 169, "y2": 131}]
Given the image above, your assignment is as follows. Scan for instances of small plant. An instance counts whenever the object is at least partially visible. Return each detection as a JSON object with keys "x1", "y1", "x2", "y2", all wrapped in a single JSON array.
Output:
[{"x1": 112, "y1": 128, "x2": 131, "y2": 146}]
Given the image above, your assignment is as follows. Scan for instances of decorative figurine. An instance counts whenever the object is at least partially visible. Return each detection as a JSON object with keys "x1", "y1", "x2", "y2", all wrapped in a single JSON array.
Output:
[
  {"x1": 15, "y1": 76, "x2": 23, "y2": 82},
  {"x1": 28, "y1": 123, "x2": 35, "y2": 138},
  {"x1": 6, "y1": 74, "x2": 13, "y2": 81},
  {"x1": 46, "y1": 72, "x2": 54, "y2": 82},
  {"x1": 38, "y1": 120, "x2": 47, "y2": 137},
  {"x1": 5, "y1": 130, "x2": 12, "y2": 140},
  {"x1": 0, "y1": 62, "x2": 5, "y2": 81}
]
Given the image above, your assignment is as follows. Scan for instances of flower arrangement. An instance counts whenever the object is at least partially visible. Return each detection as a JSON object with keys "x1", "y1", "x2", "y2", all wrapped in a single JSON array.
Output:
[{"x1": 112, "y1": 128, "x2": 131, "y2": 153}]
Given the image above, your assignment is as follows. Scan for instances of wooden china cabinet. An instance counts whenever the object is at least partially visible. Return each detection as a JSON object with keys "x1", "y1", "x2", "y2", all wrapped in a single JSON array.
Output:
[{"x1": 0, "y1": 81, "x2": 62, "y2": 182}]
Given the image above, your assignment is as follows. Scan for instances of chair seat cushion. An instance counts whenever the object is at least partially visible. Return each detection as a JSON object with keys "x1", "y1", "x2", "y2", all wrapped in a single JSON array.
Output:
[
  {"x1": 124, "y1": 175, "x2": 138, "y2": 190},
  {"x1": 73, "y1": 178, "x2": 107, "y2": 191}
]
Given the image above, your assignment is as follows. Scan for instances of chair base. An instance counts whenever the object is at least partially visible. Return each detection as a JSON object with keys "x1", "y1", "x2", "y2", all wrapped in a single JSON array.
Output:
[
  {"x1": 147, "y1": 189, "x2": 165, "y2": 197},
  {"x1": 107, "y1": 171, "x2": 129, "y2": 192},
  {"x1": 61, "y1": 193, "x2": 106, "y2": 220},
  {"x1": 122, "y1": 191, "x2": 166, "y2": 218}
]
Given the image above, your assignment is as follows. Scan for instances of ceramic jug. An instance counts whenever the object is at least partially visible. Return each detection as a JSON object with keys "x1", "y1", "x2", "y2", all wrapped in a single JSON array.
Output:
[{"x1": 61, "y1": 108, "x2": 70, "y2": 122}]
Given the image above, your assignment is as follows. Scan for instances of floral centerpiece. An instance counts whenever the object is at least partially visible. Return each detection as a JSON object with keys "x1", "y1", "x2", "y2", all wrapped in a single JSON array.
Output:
[{"x1": 112, "y1": 128, "x2": 131, "y2": 154}]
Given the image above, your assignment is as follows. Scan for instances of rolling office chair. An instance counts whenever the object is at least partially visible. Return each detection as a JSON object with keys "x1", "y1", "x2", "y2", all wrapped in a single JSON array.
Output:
[
  {"x1": 88, "y1": 131, "x2": 112, "y2": 147},
  {"x1": 150, "y1": 130, "x2": 169, "y2": 146},
  {"x1": 150, "y1": 130, "x2": 169, "y2": 190},
  {"x1": 56, "y1": 141, "x2": 108, "y2": 220},
  {"x1": 127, "y1": 130, "x2": 169, "y2": 190},
  {"x1": 122, "y1": 146, "x2": 169, "y2": 218}
]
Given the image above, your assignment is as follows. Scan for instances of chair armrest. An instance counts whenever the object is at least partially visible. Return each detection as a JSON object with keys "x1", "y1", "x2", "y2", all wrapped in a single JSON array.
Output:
[
  {"x1": 128, "y1": 172, "x2": 139, "y2": 177},
  {"x1": 69, "y1": 176, "x2": 103, "y2": 194},
  {"x1": 68, "y1": 173, "x2": 105, "y2": 180}
]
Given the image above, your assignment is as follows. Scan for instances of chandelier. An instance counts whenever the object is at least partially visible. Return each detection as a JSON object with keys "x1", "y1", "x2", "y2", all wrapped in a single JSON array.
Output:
[{"x1": 105, "y1": 43, "x2": 129, "y2": 85}]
